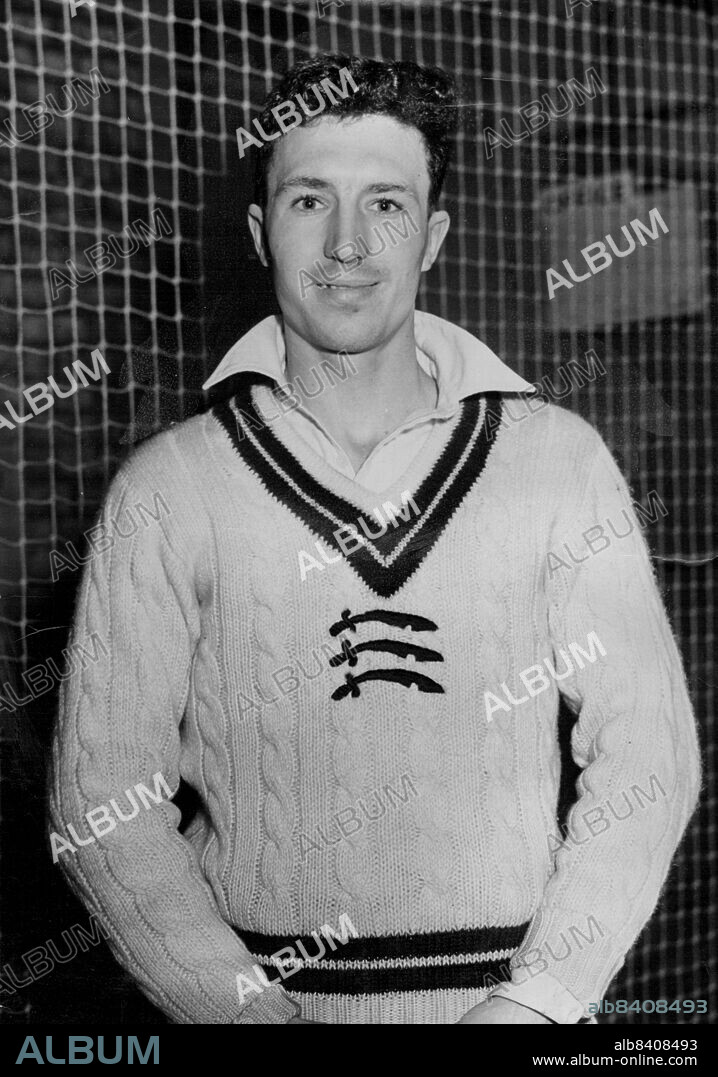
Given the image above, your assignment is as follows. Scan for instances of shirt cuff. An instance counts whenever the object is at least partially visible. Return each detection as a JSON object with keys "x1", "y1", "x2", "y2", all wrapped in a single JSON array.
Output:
[
  {"x1": 234, "y1": 987, "x2": 301, "y2": 1024},
  {"x1": 489, "y1": 971, "x2": 587, "y2": 1024}
]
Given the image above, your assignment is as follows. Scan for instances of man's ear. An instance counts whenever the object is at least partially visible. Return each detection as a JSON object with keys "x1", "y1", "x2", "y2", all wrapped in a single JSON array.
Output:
[
  {"x1": 247, "y1": 203, "x2": 270, "y2": 267},
  {"x1": 421, "y1": 209, "x2": 450, "y2": 273}
]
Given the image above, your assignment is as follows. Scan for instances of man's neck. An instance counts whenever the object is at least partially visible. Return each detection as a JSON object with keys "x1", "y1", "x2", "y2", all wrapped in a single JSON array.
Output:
[{"x1": 282, "y1": 316, "x2": 438, "y2": 473}]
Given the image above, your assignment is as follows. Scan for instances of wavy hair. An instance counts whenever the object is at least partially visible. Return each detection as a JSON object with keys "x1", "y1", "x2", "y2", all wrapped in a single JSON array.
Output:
[{"x1": 252, "y1": 53, "x2": 459, "y2": 212}]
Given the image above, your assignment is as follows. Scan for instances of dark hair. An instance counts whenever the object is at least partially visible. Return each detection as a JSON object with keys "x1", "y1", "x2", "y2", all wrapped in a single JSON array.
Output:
[{"x1": 253, "y1": 53, "x2": 459, "y2": 212}]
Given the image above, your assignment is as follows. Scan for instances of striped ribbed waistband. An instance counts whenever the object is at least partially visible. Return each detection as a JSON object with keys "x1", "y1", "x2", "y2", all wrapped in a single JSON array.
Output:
[{"x1": 233, "y1": 923, "x2": 530, "y2": 994}]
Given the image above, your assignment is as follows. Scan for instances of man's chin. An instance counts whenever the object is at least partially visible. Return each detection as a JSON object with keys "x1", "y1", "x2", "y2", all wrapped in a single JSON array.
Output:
[{"x1": 297, "y1": 309, "x2": 401, "y2": 357}]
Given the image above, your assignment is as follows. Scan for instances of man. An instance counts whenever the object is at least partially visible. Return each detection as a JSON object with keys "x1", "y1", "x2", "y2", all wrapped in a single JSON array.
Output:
[{"x1": 50, "y1": 54, "x2": 700, "y2": 1025}]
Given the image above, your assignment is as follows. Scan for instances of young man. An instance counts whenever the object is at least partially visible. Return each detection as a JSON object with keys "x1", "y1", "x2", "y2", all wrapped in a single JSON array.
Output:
[{"x1": 50, "y1": 55, "x2": 700, "y2": 1025}]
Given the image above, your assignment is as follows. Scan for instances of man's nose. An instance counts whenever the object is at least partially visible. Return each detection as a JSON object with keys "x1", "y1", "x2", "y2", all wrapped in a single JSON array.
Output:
[{"x1": 323, "y1": 208, "x2": 365, "y2": 267}]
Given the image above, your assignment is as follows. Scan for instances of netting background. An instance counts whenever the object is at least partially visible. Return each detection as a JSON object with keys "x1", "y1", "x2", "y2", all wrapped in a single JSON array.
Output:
[{"x1": 0, "y1": 0, "x2": 714, "y2": 1024}]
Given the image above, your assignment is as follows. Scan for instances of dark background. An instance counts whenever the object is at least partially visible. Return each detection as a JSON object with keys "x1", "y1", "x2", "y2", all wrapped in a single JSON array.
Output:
[{"x1": 0, "y1": 0, "x2": 715, "y2": 1024}]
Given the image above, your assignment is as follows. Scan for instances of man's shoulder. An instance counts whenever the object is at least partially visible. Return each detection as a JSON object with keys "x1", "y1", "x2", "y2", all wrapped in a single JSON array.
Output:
[
  {"x1": 124, "y1": 407, "x2": 218, "y2": 469},
  {"x1": 495, "y1": 395, "x2": 605, "y2": 457},
  {"x1": 108, "y1": 408, "x2": 220, "y2": 507}
]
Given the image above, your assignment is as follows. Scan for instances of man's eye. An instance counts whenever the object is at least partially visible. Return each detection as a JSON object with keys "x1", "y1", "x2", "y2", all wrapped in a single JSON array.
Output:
[
  {"x1": 375, "y1": 198, "x2": 402, "y2": 212},
  {"x1": 293, "y1": 195, "x2": 320, "y2": 210}
]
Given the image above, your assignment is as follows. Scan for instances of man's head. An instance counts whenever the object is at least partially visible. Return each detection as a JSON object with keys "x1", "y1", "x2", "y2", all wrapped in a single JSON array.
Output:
[{"x1": 247, "y1": 54, "x2": 459, "y2": 357}]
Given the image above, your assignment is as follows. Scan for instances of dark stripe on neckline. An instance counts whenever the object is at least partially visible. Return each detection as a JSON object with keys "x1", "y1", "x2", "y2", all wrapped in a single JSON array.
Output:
[{"x1": 213, "y1": 384, "x2": 502, "y2": 598}]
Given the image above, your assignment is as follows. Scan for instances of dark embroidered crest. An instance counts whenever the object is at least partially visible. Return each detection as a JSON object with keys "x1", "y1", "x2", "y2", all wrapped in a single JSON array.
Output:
[{"x1": 327, "y1": 607, "x2": 444, "y2": 702}]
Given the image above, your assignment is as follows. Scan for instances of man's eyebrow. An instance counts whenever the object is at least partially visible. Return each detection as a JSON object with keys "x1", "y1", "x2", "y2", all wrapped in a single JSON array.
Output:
[
  {"x1": 274, "y1": 178, "x2": 417, "y2": 197},
  {"x1": 365, "y1": 183, "x2": 414, "y2": 195},
  {"x1": 275, "y1": 176, "x2": 333, "y2": 195}
]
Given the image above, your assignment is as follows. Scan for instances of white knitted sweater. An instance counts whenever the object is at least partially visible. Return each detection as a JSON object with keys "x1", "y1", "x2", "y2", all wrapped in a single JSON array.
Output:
[{"x1": 49, "y1": 385, "x2": 700, "y2": 1024}]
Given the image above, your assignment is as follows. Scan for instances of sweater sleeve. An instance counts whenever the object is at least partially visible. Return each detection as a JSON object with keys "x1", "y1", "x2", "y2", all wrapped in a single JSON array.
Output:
[
  {"x1": 496, "y1": 421, "x2": 701, "y2": 1020},
  {"x1": 48, "y1": 431, "x2": 299, "y2": 1025}
]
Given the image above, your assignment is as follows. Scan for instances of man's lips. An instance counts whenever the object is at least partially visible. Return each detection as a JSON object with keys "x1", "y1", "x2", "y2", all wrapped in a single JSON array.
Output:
[{"x1": 316, "y1": 281, "x2": 379, "y2": 289}]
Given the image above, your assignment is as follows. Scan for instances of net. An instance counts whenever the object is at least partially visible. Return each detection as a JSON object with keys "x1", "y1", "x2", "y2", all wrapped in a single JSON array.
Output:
[{"x1": 0, "y1": 0, "x2": 715, "y2": 1023}]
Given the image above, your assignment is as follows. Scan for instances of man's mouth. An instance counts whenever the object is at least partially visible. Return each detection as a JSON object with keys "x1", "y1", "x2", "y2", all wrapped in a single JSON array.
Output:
[{"x1": 317, "y1": 281, "x2": 378, "y2": 290}]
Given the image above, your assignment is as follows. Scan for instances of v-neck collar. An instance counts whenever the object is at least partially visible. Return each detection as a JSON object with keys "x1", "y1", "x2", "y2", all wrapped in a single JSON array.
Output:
[
  {"x1": 212, "y1": 385, "x2": 502, "y2": 599},
  {"x1": 255, "y1": 372, "x2": 450, "y2": 488},
  {"x1": 250, "y1": 383, "x2": 451, "y2": 511}
]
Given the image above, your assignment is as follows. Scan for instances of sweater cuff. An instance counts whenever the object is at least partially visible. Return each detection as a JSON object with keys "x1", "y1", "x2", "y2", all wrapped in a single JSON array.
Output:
[
  {"x1": 489, "y1": 971, "x2": 586, "y2": 1023},
  {"x1": 235, "y1": 988, "x2": 301, "y2": 1025}
]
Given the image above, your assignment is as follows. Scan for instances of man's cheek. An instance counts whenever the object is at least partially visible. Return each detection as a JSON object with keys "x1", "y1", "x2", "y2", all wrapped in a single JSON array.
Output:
[
  {"x1": 269, "y1": 248, "x2": 310, "y2": 286},
  {"x1": 272, "y1": 240, "x2": 321, "y2": 280}
]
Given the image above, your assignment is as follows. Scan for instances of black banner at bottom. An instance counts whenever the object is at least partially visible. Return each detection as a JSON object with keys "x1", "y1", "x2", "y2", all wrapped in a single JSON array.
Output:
[{"x1": 0, "y1": 1021, "x2": 714, "y2": 1071}]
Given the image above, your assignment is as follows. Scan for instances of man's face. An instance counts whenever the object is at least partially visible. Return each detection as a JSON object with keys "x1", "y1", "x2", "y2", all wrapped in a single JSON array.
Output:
[{"x1": 248, "y1": 114, "x2": 450, "y2": 356}]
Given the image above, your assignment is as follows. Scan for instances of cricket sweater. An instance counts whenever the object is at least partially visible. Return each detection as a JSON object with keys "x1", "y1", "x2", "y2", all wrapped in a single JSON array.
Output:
[{"x1": 49, "y1": 381, "x2": 700, "y2": 1025}]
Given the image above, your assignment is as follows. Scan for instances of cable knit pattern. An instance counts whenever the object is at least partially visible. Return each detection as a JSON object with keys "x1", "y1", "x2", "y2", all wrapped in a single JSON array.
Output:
[
  {"x1": 251, "y1": 488, "x2": 298, "y2": 928},
  {"x1": 508, "y1": 431, "x2": 702, "y2": 1009},
  {"x1": 49, "y1": 396, "x2": 700, "y2": 1024}
]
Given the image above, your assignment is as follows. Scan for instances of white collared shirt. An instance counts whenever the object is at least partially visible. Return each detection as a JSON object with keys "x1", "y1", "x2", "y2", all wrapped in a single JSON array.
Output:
[{"x1": 203, "y1": 310, "x2": 534, "y2": 492}]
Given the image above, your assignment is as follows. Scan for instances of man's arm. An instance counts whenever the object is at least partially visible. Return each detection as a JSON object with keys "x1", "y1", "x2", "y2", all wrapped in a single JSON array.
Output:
[
  {"x1": 467, "y1": 419, "x2": 701, "y2": 1023},
  {"x1": 48, "y1": 430, "x2": 299, "y2": 1024}
]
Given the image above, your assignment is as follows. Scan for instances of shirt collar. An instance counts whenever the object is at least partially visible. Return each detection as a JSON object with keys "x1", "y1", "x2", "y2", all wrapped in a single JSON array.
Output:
[{"x1": 202, "y1": 310, "x2": 535, "y2": 400}]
